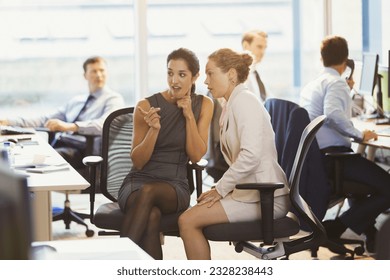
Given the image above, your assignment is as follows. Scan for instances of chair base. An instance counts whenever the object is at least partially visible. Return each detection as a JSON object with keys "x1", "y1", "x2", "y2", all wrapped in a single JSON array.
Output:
[
  {"x1": 234, "y1": 239, "x2": 288, "y2": 260},
  {"x1": 53, "y1": 199, "x2": 94, "y2": 238},
  {"x1": 311, "y1": 237, "x2": 365, "y2": 259}
]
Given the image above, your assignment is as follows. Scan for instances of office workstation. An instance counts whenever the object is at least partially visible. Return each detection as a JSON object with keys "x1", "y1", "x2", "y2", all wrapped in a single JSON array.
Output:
[
  {"x1": 0, "y1": 157, "x2": 152, "y2": 260},
  {"x1": 350, "y1": 50, "x2": 390, "y2": 161},
  {"x1": 1, "y1": 1, "x2": 390, "y2": 272},
  {"x1": 0, "y1": 131, "x2": 90, "y2": 241}
]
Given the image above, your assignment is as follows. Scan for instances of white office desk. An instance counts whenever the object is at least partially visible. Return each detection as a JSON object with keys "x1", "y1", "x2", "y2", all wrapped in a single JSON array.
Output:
[
  {"x1": 4, "y1": 134, "x2": 90, "y2": 241},
  {"x1": 352, "y1": 118, "x2": 390, "y2": 161},
  {"x1": 32, "y1": 237, "x2": 153, "y2": 260}
]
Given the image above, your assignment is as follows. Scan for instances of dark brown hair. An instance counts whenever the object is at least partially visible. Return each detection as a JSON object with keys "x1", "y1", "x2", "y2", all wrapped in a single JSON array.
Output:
[
  {"x1": 321, "y1": 36, "x2": 349, "y2": 67},
  {"x1": 167, "y1": 48, "x2": 200, "y2": 94}
]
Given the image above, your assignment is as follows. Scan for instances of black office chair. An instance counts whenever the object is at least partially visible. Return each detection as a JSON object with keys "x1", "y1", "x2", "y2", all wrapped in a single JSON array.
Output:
[
  {"x1": 203, "y1": 115, "x2": 327, "y2": 260},
  {"x1": 265, "y1": 98, "x2": 366, "y2": 259},
  {"x1": 375, "y1": 216, "x2": 390, "y2": 259},
  {"x1": 82, "y1": 107, "x2": 205, "y2": 237},
  {"x1": 204, "y1": 96, "x2": 228, "y2": 183},
  {"x1": 318, "y1": 152, "x2": 369, "y2": 256},
  {"x1": 264, "y1": 98, "x2": 331, "y2": 227}
]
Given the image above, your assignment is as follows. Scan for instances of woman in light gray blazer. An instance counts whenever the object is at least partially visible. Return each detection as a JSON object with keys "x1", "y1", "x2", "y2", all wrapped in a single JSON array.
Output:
[{"x1": 179, "y1": 48, "x2": 290, "y2": 260}]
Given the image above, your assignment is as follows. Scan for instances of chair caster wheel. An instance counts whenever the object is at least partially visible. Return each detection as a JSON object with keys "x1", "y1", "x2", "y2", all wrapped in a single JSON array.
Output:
[
  {"x1": 354, "y1": 246, "x2": 364, "y2": 256},
  {"x1": 86, "y1": 229, "x2": 95, "y2": 237},
  {"x1": 235, "y1": 242, "x2": 244, "y2": 253}
]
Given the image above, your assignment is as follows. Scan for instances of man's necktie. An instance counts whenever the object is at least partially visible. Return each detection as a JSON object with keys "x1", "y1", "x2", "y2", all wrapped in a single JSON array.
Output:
[
  {"x1": 72, "y1": 94, "x2": 94, "y2": 123},
  {"x1": 254, "y1": 70, "x2": 266, "y2": 101},
  {"x1": 50, "y1": 95, "x2": 94, "y2": 147}
]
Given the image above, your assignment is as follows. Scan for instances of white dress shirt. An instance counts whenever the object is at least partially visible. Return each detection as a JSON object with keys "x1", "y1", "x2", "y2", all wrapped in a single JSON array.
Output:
[
  {"x1": 300, "y1": 67, "x2": 363, "y2": 149},
  {"x1": 8, "y1": 87, "x2": 124, "y2": 135},
  {"x1": 245, "y1": 63, "x2": 268, "y2": 103}
]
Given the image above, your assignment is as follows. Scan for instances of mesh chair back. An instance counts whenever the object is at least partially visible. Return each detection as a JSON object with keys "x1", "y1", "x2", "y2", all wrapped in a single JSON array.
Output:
[{"x1": 100, "y1": 107, "x2": 134, "y2": 202}]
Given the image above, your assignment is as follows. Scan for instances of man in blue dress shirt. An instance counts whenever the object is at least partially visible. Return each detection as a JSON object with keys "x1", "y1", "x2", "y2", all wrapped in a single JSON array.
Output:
[
  {"x1": 1, "y1": 56, "x2": 125, "y2": 170},
  {"x1": 300, "y1": 35, "x2": 390, "y2": 253}
]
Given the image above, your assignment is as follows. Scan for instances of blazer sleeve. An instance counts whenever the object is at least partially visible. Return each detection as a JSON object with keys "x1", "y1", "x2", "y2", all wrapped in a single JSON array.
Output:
[{"x1": 215, "y1": 92, "x2": 266, "y2": 197}]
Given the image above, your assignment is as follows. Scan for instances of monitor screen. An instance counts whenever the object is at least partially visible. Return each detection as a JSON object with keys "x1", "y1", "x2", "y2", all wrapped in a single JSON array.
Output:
[
  {"x1": 378, "y1": 66, "x2": 389, "y2": 116},
  {"x1": 0, "y1": 163, "x2": 32, "y2": 259},
  {"x1": 359, "y1": 53, "x2": 379, "y2": 96}
]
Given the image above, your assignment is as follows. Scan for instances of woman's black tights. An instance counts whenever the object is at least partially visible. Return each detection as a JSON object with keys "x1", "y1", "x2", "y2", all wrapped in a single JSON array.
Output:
[{"x1": 121, "y1": 182, "x2": 178, "y2": 259}]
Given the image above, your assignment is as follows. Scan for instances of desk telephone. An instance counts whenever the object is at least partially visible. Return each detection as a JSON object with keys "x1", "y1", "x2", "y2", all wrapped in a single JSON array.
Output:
[{"x1": 346, "y1": 58, "x2": 355, "y2": 80}]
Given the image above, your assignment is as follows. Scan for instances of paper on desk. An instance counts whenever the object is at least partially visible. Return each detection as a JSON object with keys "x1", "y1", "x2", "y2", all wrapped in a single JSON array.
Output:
[
  {"x1": 25, "y1": 163, "x2": 69, "y2": 173},
  {"x1": 38, "y1": 250, "x2": 143, "y2": 260},
  {"x1": 13, "y1": 153, "x2": 64, "y2": 168}
]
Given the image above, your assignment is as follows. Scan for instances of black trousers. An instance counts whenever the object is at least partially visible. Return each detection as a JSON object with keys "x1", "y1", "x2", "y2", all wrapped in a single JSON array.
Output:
[{"x1": 321, "y1": 146, "x2": 390, "y2": 234}]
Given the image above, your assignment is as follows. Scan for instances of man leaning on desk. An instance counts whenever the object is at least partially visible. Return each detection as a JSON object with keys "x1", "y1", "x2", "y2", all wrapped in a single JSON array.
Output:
[
  {"x1": 300, "y1": 35, "x2": 390, "y2": 253},
  {"x1": 0, "y1": 56, "x2": 125, "y2": 172}
]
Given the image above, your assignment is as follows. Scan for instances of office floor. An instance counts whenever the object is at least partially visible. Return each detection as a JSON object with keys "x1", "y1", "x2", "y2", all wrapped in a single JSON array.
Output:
[
  {"x1": 51, "y1": 145, "x2": 390, "y2": 260},
  {"x1": 51, "y1": 178, "x2": 384, "y2": 261}
]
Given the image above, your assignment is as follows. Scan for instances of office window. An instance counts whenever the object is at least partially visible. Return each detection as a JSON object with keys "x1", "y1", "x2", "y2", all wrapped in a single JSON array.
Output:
[
  {"x1": 299, "y1": 0, "x2": 363, "y2": 92},
  {"x1": 146, "y1": 0, "x2": 294, "y2": 99},
  {"x1": 299, "y1": 0, "x2": 324, "y2": 91},
  {"x1": 332, "y1": 0, "x2": 362, "y2": 60},
  {"x1": 382, "y1": 0, "x2": 390, "y2": 64},
  {"x1": 332, "y1": 0, "x2": 363, "y2": 63},
  {"x1": 0, "y1": 0, "x2": 387, "y2": 118},
  {"x1": 0, "y1": 0, "x2": 135, "y2": 118}
]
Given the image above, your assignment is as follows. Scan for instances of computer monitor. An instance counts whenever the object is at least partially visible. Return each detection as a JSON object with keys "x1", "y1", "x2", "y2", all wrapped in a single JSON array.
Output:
[
  {"x1": 359, "y1": 53, "x2": 379, "y2": 96},
  {"x1": 0, "y1": 163, "x2": 32, "y2": 259},
  {"x1": 387, "y1": 49, "x2": 390, "y2": 113}
]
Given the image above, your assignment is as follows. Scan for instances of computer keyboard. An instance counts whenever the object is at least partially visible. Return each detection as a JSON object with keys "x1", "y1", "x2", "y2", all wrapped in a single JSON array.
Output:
[
  {"x1": 0, "y1": 125, "x2": 35, "y2": 135},
  {"x1": 375, "y1": 118, "x2": 390, "y2": 125}
]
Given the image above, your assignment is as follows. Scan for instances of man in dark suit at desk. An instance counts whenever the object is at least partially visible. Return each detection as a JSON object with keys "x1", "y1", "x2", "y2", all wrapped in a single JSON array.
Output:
[
  {"x1": 0, "y1": 56, "x2": 125, "y2": 171},
  {"x1": 300, "y1": 35, "x2": 390, "y2": 253}
]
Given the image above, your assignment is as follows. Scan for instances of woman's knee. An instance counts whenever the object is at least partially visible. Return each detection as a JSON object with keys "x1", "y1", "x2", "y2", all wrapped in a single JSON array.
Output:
[
  {"x1": 136, "y1": 184, "x2": 158, "y2": 203},
  {"x1": 149, "y1": 207, "x2": 162, "y2": 223},
  {"x1": 178, "y1": 210, "x2": 197, "y2": 232}
]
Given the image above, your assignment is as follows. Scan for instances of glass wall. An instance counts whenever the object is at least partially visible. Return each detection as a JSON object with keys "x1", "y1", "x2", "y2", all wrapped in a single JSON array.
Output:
[
  {"x1": 0, "y1": 0, "x2": 388, "y2": 118},
  {"x1": 382, "y1": 0, "x2": 390, "y2": 65},
  {"x1": 0, "y1": 0, "x2": 135, "y2": 117},
  {"x1": 146, "y1": 1, "x2": 293, "y2": 99}
]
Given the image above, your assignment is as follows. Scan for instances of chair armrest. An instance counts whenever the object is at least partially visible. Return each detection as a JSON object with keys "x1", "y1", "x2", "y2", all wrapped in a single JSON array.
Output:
[
  {"x1": 189, "y1": 158, "x2": 208, "y2": 169},
  {"x1": 325, "y1": 151, "x2": 361, "y2": 159},
  {"x1": 82, "y1": 155, "x2": 103, "y2": 223},
  {"x1": 236, "y1": 182, "x2": 285, "y2": 245},
  {"x1": 187, "y1": 159, "x2": 208, "y2": 198},
  {"x1": 324, "y1": 152, "x2": 360, "y2": 195},
  {"x1": 75, "y1": 132, "x2": 100, "y2": 156},
  {"x1": 236, "y1": 182, "x2": 285, "y2": 191},
  {"x1": 82, "y1": 155, "x2": 103, "y2": 167}
]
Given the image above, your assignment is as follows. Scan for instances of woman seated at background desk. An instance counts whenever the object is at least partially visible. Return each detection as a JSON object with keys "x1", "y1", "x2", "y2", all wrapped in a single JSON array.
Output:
[
  {"x1": 178, "y1": 48, "x2": 290, "y2": 260},
  {"x1": 117, "y1": 48, "x2": 213, "y2": 259}
]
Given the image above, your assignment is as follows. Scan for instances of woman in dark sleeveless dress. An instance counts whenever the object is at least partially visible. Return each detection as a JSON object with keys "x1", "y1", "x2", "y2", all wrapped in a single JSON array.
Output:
[{"x1": 117, "y1": 48, "x2": 213, "y2": 259}]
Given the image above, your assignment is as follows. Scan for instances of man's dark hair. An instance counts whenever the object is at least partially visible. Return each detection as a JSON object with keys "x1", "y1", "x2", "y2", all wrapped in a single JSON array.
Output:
[{"x1": 321, "y1": 36, "x2": 349, "y2": 67}]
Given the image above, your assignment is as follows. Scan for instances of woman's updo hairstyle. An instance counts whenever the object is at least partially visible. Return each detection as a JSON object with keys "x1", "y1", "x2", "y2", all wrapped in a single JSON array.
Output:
[{"x1": 208, "y1": 48, "x2": 253, "y2": 83}]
